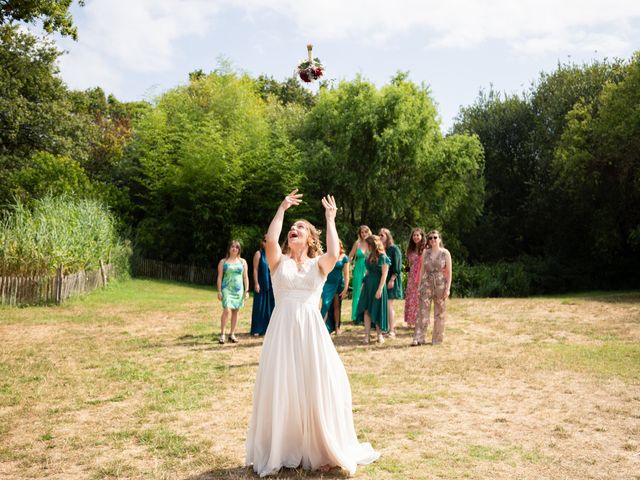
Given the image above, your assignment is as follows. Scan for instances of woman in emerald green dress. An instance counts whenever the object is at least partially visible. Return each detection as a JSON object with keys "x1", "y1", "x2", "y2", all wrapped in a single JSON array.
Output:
[
  {"x1": 320, "y1": 241, "x2": 350, "y2": 334},
  {"x1": 348, "y1": 225, "x2": 371, "y2": 323},
  {"x1": 355, "y1": 235, "x2": 390, "y2": 344},
  {"x1": 379, "y1": 228, "x2": 403, "y2": 338}
]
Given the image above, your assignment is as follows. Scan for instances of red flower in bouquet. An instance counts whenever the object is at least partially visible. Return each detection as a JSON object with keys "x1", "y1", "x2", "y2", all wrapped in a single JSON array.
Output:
[{"x1": 297, "y1": 44, "x2": 324, "y2": 83}]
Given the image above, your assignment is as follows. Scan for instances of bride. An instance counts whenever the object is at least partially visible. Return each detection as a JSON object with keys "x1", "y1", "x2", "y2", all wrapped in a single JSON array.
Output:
[{"x1": 245, "y1": 189, "x2": 380, "y2": 477}]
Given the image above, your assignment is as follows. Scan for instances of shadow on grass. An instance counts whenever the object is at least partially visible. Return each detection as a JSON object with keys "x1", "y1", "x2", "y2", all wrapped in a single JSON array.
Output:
[
  {"x1": 176, "y1": 327, "x2": 432, "y2": 354},
  {"x1": 176, "y1": 333, "x2": 266, "y2": 351},
  {"x1": 186, "y1": 465, "x2": 349, "y2": 479}
]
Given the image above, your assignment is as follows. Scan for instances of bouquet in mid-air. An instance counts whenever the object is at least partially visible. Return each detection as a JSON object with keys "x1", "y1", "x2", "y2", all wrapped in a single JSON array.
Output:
[{"x1": 297, "y1": 44, "x2": 324, "y2": 83}]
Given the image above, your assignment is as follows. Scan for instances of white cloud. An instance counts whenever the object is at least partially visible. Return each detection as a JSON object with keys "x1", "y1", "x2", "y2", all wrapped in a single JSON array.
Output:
[
  {"x1": 58, "y1": 0, "x2": 223, "y2": 94},
  {"x1": 233, "y1": 0, "x2": 640, "y2": 54},
  {"x1": 81, "y1": 0, "x2": 222, "y2": 72},
  {"x1": 56, "y1": 0, "x2": 640, "y2": 97}
]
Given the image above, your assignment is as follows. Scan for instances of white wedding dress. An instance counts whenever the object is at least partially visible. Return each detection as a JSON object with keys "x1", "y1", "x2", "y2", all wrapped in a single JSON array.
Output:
[{"x1": 245, "y1": 255, "x2": 379, "y2": 477}]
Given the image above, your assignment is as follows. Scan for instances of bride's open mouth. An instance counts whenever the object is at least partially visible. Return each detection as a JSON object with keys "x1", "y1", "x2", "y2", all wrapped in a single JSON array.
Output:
[{"x1": 288, "y1": 232, "x2": 299, "y2": 240}]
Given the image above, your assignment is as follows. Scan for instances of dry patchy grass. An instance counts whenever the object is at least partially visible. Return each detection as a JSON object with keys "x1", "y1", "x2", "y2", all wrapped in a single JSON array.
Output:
[{"x1": 1, "y1": 280, "x2": 639, "y2": 479}]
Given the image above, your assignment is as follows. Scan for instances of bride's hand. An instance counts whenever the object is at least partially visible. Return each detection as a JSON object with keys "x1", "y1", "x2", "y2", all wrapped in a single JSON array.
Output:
[
  {"x1": 321, "y1": 195, "x2": 337, "y2": 221},
  {"x1": 280, "y1": 189, "x2": 303, "y2": 211}
]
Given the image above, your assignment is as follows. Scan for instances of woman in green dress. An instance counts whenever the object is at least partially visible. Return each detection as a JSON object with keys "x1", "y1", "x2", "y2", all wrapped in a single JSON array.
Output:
[
  {"x1": 217, "y1": 240, "x2": 249, "y2": 344},
  {"x1": 348, "y1": 225, "x2": 371, "y2": 323},
  {"x1": 379, "y1": 228, "x2": 403, "y2": 338},
  {"x1": 320, "y1": 241, "x2": 350, "y2": 334},
  {"x1": 355, "y1": 235, "x2": 390, "y2": 344}
]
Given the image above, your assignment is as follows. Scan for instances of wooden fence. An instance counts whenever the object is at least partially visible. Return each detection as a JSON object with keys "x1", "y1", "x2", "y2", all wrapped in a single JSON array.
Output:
[
  {"x1": 132, "y1": 258, "x2": 215, "y2": 285},
  {"x1": 0, "y1": 263, "x2": 113, "y2": 306}
]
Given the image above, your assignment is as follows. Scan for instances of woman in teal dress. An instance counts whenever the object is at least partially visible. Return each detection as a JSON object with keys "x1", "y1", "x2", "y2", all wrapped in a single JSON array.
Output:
[
  {"x1": 217, "y1": 240, "x2": 249, "y2": 344},
  {"x1": 355, "y1": 235, "x2": 390, "y2": 344},
  {"x1": 250, "y1": 237, "x2": 275, "y2": 336},
  {"x1": 348, "y1": 225, "x2": 371, "y2": 322},
  {"x1": 379, "y1": 228, "x2": 403, "y2": 338},
  {"x1": 321, "y1": 241, "x2": 350, "y2": 334}
]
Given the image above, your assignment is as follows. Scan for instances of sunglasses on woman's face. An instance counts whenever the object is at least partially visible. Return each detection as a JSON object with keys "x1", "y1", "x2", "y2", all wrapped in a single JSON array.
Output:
[{"x1": 428, "y1": 236, "x2": 438, "y2": 240}]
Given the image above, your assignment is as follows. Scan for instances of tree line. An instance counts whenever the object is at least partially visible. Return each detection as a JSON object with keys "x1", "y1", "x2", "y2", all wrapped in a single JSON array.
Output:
[{"x1": 1, "y1": 3, "x2": 638, "y2": 294}]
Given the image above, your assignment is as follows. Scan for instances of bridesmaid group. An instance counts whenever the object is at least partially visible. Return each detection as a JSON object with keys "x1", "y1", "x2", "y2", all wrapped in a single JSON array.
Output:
[{"x1": 216, "y1": 225, "x2": 452, "y2": 346}]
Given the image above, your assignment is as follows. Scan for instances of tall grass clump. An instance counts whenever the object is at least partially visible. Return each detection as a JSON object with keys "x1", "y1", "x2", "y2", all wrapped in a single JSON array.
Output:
[{"x1": 0, "y1": 195, "x2": 130, "y2": 276}]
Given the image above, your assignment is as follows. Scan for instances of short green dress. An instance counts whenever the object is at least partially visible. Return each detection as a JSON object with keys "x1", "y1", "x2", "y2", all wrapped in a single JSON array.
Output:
[
  {"x1": 355, "y1": 254, "x2": 391, "y2": 332},
  {"x1": 386, "y1": 245, "x2": 404, "y2": 300},
  {"x1": 351, "y1": 248, "x2": 366, "y2": 321},
  {"x1": 221, "y1": 261, "x2": 245, "y2": 309}
]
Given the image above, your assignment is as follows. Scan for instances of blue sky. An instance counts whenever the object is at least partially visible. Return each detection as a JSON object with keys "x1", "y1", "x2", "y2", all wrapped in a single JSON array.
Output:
[{"x1": 54, "y1": 0, "x2": 640, "y2": 131}]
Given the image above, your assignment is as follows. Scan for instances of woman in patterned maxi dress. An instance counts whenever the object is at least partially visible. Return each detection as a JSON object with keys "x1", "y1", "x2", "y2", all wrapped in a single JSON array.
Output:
[
  {"x1": 412, "y1": 230, "x2": 452, "y2": 346},
  {"x1": 404, "y1": 228, "x2": 426, "y2": 328}
]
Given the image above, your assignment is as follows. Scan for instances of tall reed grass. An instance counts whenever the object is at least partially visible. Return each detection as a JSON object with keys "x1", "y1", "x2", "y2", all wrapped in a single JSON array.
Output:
[{"x1": 0, "y1": 195, "x2": 129, "y2": 275}]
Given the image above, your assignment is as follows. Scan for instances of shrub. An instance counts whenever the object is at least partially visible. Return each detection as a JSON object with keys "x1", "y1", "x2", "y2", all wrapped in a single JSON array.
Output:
[{"x1": 0, "y1": 194, "x2": 129, "y2": 276}]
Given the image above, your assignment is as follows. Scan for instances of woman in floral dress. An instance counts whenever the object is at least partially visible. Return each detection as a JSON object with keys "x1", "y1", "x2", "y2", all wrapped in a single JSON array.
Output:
[
  {"x1": 412, "y1": 230, "x2": 452, "y2": 346},
  {"x1": 404, "y1": 228, "x2": 426, "y2": 328},
  {"x1": 217, "y1": 240, "x2": 249, "y2": 344}
]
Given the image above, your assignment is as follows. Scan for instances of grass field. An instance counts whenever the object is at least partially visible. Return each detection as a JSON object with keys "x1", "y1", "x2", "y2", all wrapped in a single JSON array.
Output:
[{"x1": 1, "y1": 279, "x2": 639, "y2": 479}]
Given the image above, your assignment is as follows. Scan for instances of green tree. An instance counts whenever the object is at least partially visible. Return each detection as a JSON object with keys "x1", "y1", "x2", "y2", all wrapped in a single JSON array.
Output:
[
  {"x1": 127, "y1": 69, "x2": 302, "y2": 263},
  {"x1": 453, "y1": 89, "x2": 535, "y2": 260},
  {"x1": 0, "y1": 25, "x2": 96, "y2": 206},
  {"x1": 6, "y1": 151, "x2": 92, "y2": 202},
  {"x1": 0, "y1": 0, "x2": 84, "y2": 39},
  {"x1": 526, "y1": 59, "x2": 627, "y2": 255},
  {"x1": 254, "y1": 75, "x2": 316, "y2": 109},
  {"x1": 553, "y1": 52, "x2": 640, "y2": 269},
  {"x1": 299, "y1": 73, "x2": 483, "y2": 251}
]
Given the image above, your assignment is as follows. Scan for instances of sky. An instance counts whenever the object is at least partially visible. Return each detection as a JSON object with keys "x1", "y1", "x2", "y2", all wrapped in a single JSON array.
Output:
[{"x1": 52, "y1": 0, "x2": 640, "y2": 132}]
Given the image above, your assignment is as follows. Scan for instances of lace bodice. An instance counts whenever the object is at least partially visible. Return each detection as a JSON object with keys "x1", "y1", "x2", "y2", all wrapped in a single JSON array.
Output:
[{"x1": 271, "y1": 256, "x2": 326, "y2": 305}]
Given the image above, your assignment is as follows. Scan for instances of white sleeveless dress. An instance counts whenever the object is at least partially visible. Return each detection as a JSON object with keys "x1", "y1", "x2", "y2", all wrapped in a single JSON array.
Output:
[{"x1": 245, "y1": 255, "x2": 379, "y2": 477}]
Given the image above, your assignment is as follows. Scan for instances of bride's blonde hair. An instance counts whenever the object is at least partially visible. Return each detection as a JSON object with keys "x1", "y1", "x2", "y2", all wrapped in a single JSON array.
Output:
[{"x1": 282, "y1": 219, "x2": 324, "y2": 258}]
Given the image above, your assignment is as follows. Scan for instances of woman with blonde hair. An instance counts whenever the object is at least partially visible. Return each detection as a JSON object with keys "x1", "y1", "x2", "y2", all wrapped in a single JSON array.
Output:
[
  {"x1": 412, "y1": 230, "x2": 452, "y2": 346},
  {"x1": 379, "y1": 228, "x2": 403, "y2": 338},
  {"x1": 355, "y1": 235, "x2": 390, "y2": 344},
  {"x1": 348, "y1": 225, "x2": 371, "y2": 322},
  {"x1": 246, "y1": 189, "x2": 379, "y2": 476},
  {"x1": 217, "y1": 240, "x2": 249, "y2": 344}
]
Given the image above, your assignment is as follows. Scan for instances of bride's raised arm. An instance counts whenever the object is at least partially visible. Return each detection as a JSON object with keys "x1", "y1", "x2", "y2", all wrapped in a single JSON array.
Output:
[
  {"x1": 265, "y1": 189, "x2": 303, "y2": 271},
  {"x1": 318, "y1": 195, "x2": 339, "y2": 276}
]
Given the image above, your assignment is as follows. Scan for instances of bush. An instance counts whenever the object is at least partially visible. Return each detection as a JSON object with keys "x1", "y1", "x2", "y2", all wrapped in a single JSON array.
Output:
[
  {"x1": 0, "y1": 194, "x2": 129, "y2": 276},
  {"x1": 454, "y1": 261, "x2": 533, "y2": 297}
]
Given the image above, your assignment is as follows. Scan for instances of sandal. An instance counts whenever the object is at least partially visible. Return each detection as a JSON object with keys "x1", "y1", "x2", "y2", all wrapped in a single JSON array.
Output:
[
  {"x1": 229, "y1": 334, "x2": 239, "y2": 343},
  {"x1": 218, "y1": 335, "x2": 225, "y2": 344},
  {"x1": 362, "y1": 336, "x2": 371, "y2": 345},
  {"x1": 410, "y1": 339, "x2": 421, "y2": 347},
  {"x1": 377, "y1": 334, "x2": 385, "y2": 344}
]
